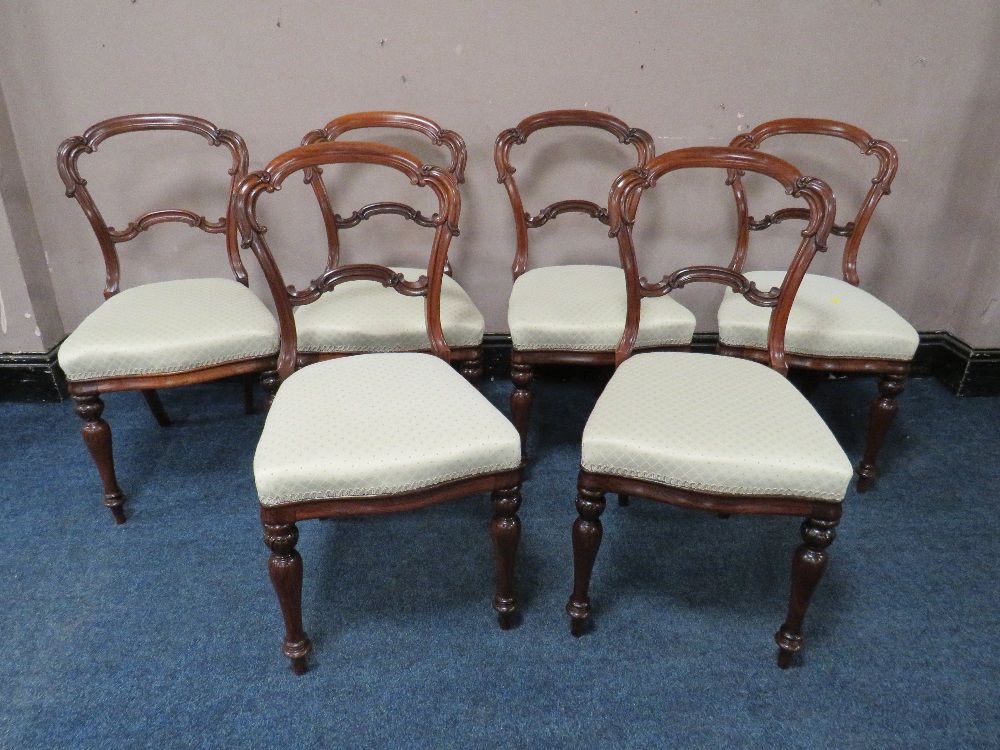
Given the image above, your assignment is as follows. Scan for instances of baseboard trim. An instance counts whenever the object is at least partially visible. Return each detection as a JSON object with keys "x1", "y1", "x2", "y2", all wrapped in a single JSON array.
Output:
[
  {"x1": 0, "y1": 344, "x2": 67, "y2": 402},
  {"x1": 483, "y1": 331, "x2": 1000, "y2": 397},
  {"x1": 2, "y1": 332, "x2": 997, "y2": 403}
]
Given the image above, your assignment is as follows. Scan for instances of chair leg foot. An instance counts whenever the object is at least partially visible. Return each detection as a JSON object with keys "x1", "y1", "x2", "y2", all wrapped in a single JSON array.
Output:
[
  {"x1": 566, "y1": 487, "x2": 606, "y2": 637},
  {"x1": 856, "y1": 373, "x2": 906, "y2": 493},
  {"x1": 774, "y1": 515, "x2": 839, "y2": 668},
  {"x1": 73, "y1": 394, "x2": 127, "y2": 524},
  {"x1": 263, "y1": 521, "x2": 312, "y2": 675},
  {"x1": 510, "y1": 360, "x2": 533, "y2": 462},
  {"x1": 491, "y1": 482, "x2": 522, "y2": 629}
]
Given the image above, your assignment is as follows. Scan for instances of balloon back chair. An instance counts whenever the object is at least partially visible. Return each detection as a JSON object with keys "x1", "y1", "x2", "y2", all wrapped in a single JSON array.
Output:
[
  {"x1": 295, "y1": 111, "x2": 485, "y2": 382},
  {"x1": 235, "y1": 140, "x2": 523, "y2": 675},
  {"x1": 566, "y1": 146, "x2": 854, "y2": 668},
  {"x1": 56, "y1": 114, "x2": 279, "y2": 523},
  {"x1": 718, "y1": 118, "x2": 909, "y2": 491},
  {"x1": 494, "y1": 110, "x2": 696, "y2": 457}
]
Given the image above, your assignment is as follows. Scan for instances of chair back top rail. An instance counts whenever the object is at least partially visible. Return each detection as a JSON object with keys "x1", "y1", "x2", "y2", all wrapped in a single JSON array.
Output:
[
  {"x1": 235, "y1": 140, "x2": 461, "y2": 381},
  {"x1": 57, "y1": 113, "x2": 250, "y2": 298},
  {"x1": 729, "y1": 117, "x2": 898, "y2": 286},
  {"x1": 299, "y1": 112, "x2": 466, "y2": 275},
  {"x1": 608, "y1": 146, "x2": 835, "y2": 373},
  {"x1": 494, "y1": 109, "x2": 655, "y2": 279}
]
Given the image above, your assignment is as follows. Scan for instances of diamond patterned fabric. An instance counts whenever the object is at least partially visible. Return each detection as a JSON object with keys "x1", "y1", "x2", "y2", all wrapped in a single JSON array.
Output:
[
  {"x1": 581, "y1": 352, "x2": 853, "y2": 501},
  {"x1": 294, "y1": 268, "x2": 484, "y2": 353},
  {"x1": 254, "y1": 353, "x2": 521, "y2": 506},
  {"x1": 507, "y1": 265, "x2": 696, "y2": 352},
  {"x1": 717, "y1": 272, "x2": 919, "y2": 361},
  {"x1": 58, "y1": 278, "x2": 279, "y2": 381}
]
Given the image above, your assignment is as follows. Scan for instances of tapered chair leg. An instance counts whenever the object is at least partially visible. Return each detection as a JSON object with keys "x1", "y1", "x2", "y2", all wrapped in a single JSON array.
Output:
[
  {"x1": 72, "y1": 394, "x2": 127, "y2": 524},
  {"x1": 775, "y1": 515, "x2": 839, "y2": 668},
  {"x1": 566, "y1": 487, "x2": 607, "y2": 636},
  {"x1": 490, "y1": 482, "x2": 523, "y2": 629},
  {"x1": 857, "y1": 372, "x2": 907, "y2": 492},
  {"x1": 459, "y1": 348, "x2": 485, "y2": 385},
  {"x1": 510, "y1": 359, "x2": 534, "y2": 461},
  {"x1": 263, "y1": 521, "x2": 312, "y2": 675},
  {"x1": 140, "y1": 389, "x2": 172, "y2": 427},
  {"x1": 242, "y1": 373, "x2": 257, "y2": 415}
]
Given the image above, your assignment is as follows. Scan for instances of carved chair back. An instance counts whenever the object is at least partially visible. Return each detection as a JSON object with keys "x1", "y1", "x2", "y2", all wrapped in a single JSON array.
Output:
[
  {"x1": 299, "y1": 112, "x2": 467, "y2": 277},
  {"x1": 57, "y1": 113, "x2": 251, "y2": 299},
  {"x1": 729, "y1": 118, "x2": 898, "y2": 286},
  {"x1": 494, "y1": 110, "x2": 655, "y2": 279},
  {"x1": 234, "y1": 141, "x2": 461, "y2": 382},
  {"x1": 609, "y1": 146, "x2": 836, "y2": 372}
]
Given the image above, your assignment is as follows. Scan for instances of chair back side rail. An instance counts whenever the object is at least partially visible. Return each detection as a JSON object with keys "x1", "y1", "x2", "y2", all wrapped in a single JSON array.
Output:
[
  {"x1": 608, "y1": 146, "x2": 836, "y2": 372},
  {"x1": 57, "y1": 113, "x2": 251, "y2": 297}
]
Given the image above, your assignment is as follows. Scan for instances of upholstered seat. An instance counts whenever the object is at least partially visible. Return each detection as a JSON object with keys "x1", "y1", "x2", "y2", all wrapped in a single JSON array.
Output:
[
  {"x1": 582, "y1": 352, "x2": 853, "y2": 501},
  {"x1": 294, "y1": 268, "x2": 484, "y2": 354},
  {"x1": 718, "y1": 272, "x2": 918, "y2": 361},
  {"x1": 255, "y1": 353, "x2": 521, "y2": 505},
  {"x1": 508, "y1": 265, "x2": 696, "y2": 352},
  {"x1": 59, "y1": 278, "x2": 279, "y2": 381}
]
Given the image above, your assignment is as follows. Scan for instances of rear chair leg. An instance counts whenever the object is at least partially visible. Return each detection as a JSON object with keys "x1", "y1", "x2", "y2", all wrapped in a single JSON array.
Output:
[
  {"x1": 775, "y1": 516, "x2": 839, "y2": 668},
  {"x1": 490, "y1": 482, "x2": 523, "y2": 629},
  {"x1": 242, "y1": 373, "x2": 257, "y2": 415},
  {"x1": 459, "y1": 349, "x2": 485, "y2": 385},
  {"x1": 857, "y1": 373, "x2": 906, "y2": 492},
  {"x1": 566, "y1": 487, "x2": 607, "y2": 636},
  {"x1": 141, "y1": 389, "x2": 171, "y2": 427},
  {"x1": 263, "y1": 521, "x2": 312, "y2": 675},
  {"x1": 72, "y1": 394, "x2": 127, "y2": 524}
]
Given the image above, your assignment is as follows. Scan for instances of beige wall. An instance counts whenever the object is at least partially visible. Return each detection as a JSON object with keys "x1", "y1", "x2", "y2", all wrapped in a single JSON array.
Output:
[{"x1": 1, "y1": 0, "x2": 998, "y2": 349}]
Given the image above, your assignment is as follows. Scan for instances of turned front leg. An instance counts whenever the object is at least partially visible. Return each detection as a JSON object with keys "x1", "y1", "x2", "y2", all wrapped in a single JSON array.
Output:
[
  {"x1": 566, "y1": 487, "x2": 607, "y2": 636},
  {"x1": 510, "y1": 360, "x2": 534, "y2": 461},
  {"x1": 490, "y1": 483, "x2": 523, "y2": 629},
  {"x1": 263, "y1": 521, "x2": 312, "y2": 675},
  {"x1": 72, "y1": 394, "x2": 127, "y2": 524},
  {"x1": 775, "y1": 516, "x2": 839, "y2": 668},
  {"x1": 857, "y1": 373, "x2": 906, "y2": 492}
]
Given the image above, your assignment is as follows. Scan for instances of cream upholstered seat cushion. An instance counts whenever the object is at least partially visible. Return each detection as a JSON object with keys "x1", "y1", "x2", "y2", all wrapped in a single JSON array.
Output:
[
  {"x1": 581, "y1": 352, "x2": 853, "y2": 502},
  {"x1": 507, "y1": 265, "x2": 696, "y2": 352},
  {"x1": 254, "y1": 353, "x2": 521, "y2": 506},
  {"x1": 58, "y1": 278, "x2": 279, "y2": 381},
  {"x1": 718, "y1": 272, "x2": 919, "y2": 361},
  {"x1": 294, "y1": 268, "x2": 484, "y2": 353}
]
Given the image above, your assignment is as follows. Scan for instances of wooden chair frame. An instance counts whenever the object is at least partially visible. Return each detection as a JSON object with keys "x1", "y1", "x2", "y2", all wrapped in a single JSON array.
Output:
[
  {"x1": 296, "y1": 112, "x2": 482, "y2": 381},
  {"x1": 566, "y1": 146, "x2": 842, "y2": 667},
  {"x1": 57, "y1": 114, "x2": 272, "y2": 524},
  {"x1": 495, "y1": 110, "x2": 687, "y2": 457},
  {"x1": 722, "y1": 118, "x2": 902, "y2": 491},
  {"x1": 236, "y1": 140, "x2": 524, "y2": 675}
]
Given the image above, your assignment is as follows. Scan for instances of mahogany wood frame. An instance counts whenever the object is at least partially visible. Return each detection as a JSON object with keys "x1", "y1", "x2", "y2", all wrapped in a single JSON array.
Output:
[
  {"x1": 237, "y1": 140, "x2": 524, "y2": 675},
  {"x1": 296, "y1": 112, "x2": 482, "y2": 382},
  {"x1": 56, "y1": 114, "x2": 271, "y2": 524},
  {"x1": 723, "y1": 118, "x2": 903, "y2": 492},
  {"x1": 566, "y1": 146, "x2": 843, "y2": 667},
  {"x1": 494, "y1": 110, "x2": 686, "y2": 457}
]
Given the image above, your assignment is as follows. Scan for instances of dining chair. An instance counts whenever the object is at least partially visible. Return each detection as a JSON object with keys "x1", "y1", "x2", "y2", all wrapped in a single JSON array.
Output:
[
  {"x1": 495, "y1": 110, "x2": 696, "y2": 457},
  {"x1": 718, "y1": 118, "x2": 910, "y2": 491},
  {"x1": 295, "y1": 111, "x2": 485, "y2": 382},
  {"x1": 56, "y1": 114, "x2": 279, "y2": 523},
  {"x1": 235, "y1": 140, "x2": 523, "y2": 675},
  {"x1": 566, "y1": 146, "x2": 853, "y2": 668}
]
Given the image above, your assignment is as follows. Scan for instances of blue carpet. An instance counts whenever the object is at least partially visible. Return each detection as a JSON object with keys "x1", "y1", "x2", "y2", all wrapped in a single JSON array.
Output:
[{"x1": 0, "y1": 373, "x2": 998, "y2": 749}]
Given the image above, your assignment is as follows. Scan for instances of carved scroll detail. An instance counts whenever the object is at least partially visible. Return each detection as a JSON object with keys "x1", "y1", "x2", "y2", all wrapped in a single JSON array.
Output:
[
  {"x1": 525, "y1": 200, "x2": 609, "y2": 228},
  {"x1": 287, "y1": 264, "x2": 429, "y2": 305},
  {"x1": 108, "y1": 211, "x2": 226, "y2": 241},
  {"x1": 334, "y1": 201, "x2": 449, "y2": 231},
  {"x1": 639, "y1": 266, "x2": 781, "y2": 306}
]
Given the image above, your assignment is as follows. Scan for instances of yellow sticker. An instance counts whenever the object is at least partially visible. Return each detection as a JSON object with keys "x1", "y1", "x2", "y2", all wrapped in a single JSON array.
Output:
[{"x1": 830, "y1": 298, "x2": 840, "y2": 303}]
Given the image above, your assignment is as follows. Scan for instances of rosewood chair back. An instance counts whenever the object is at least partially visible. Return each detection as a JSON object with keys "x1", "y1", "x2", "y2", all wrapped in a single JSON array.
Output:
[
  {"x1": 728, "y1": 118, "x2": 898, "y2": 286},
  {"x1": 495, "y1": 109, "x2": 655, "y2": 279},
  {"x1": 235, "y1": 140, "x2": 461, "y2": 382},
  {"x1": 609, "y1": 146, "x2": 836, "y2": 369},
  {"x1": 299, "y1": 112, "x2": 466, "y2": 278},
  {"x1": 57, "y1": 113, "x2": 251, "y2": 298}
]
